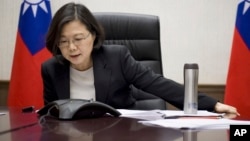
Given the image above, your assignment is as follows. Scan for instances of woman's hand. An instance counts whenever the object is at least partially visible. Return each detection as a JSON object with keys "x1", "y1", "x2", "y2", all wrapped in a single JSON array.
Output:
[{"x1": 214, "y1": 102, "x2": 240, "y2": 119}]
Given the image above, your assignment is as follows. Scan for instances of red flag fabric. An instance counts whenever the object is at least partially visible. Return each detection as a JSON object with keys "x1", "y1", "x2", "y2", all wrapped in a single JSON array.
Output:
[
  {"x1": 224, "y1": 1, "x2": 250, "y2": 120},
  {"x1": 8, "y1": 0, "x2": 52, "y2": 109}
]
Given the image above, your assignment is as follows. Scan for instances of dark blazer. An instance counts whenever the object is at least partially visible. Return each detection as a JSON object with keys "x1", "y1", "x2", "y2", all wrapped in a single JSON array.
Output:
[{"x1": 41, "y1": 45, "x2": 217, "y2": 111}]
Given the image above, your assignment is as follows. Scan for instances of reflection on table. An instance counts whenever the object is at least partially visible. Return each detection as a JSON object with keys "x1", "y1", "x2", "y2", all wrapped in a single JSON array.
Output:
[{"x1": 0, "y1": 107, "x2": 229, "y2": 141}]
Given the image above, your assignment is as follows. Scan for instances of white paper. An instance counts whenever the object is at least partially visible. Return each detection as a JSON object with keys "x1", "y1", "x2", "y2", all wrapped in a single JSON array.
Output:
[
  {"x1": 139, "y1": 118, "x2": 250, "y2": 129},
  {"x1": 118, "y1": 109, "x2": 250, "y2": 130},
  {"x1": 159, "y1": 110, "x2": 223, "y2": 119},
  {"x1": 118, "y1": 109, "x2": 223, "y2": 120},
  {"x1": 118, "y1": 109, "x2": 166, "y2": 120}
]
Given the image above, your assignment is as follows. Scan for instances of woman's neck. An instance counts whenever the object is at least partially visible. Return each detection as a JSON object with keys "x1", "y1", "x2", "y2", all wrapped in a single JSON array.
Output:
[{"x1": 71, "y1": 58, "x2": 93, "y2": 71}]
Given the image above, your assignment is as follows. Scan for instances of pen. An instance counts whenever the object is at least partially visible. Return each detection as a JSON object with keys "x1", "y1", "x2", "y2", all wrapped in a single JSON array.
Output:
[{"x1": 164, "y1": 115, "x2": 223, "y2": 119}]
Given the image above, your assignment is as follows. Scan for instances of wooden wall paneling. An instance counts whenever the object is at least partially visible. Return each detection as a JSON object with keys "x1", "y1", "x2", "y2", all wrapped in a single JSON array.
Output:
[
  {"x1": 167, "y1": 85, "x2": 225, "y2": 110},
  {"x1": 0, "y1": 81, "x2": 9, "y2": 106}
]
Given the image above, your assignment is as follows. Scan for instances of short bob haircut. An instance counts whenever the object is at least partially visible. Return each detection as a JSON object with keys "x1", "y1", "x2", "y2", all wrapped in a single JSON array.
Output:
[{"x1": 46, "y1": 2, "x2": 105, "y2": 56}]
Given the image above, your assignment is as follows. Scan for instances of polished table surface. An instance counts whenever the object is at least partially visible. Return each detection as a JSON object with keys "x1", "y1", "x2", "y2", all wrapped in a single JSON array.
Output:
[{"x1": 0, "y1": 107, "x2": 229, "y2": 141}]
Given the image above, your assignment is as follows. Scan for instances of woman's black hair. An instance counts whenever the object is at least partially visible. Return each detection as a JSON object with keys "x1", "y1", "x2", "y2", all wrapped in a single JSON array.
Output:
[{"x1": 46, "y1": 2, "x2": 105, "y2": 56}]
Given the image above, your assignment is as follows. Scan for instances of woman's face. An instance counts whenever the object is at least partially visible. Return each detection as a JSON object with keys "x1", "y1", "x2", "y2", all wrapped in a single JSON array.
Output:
[{"x1": 58, "y1": 20, "x2": 95, "y2": 70}]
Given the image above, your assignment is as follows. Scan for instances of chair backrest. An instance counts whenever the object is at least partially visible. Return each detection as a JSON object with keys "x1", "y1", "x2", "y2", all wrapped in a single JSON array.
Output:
[{"x1": 94, "y1": 12, "x2": 166, "y2": 110}]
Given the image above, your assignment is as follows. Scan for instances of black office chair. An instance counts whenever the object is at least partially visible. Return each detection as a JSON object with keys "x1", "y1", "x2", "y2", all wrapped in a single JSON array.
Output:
[{"x1": 94, "y1": 12, "x2": 166, "y2": 110}]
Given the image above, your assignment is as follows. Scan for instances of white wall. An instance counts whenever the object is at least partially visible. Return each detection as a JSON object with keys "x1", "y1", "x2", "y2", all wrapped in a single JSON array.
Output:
[{"x1": 0, "y1": 0, "x2": 238, "y2": 84}]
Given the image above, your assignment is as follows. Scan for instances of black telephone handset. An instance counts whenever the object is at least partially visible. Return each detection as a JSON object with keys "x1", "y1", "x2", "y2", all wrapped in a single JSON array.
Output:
[{"x1": 37, "y1": 99, "x2": 121, "y2": 120}]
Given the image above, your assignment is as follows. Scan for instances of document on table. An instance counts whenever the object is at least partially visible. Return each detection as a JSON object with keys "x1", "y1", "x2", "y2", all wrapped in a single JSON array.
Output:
[
  {"x1": 139, "y1": 118, "x2": 250, "y2": 130},
  {"x1": 118, "y1": 109, "x2": 166, "y2": 120},
  {"x1": 118, "y1": 109, "x2": 250, "y2": 130},
  {"x1": 118, "y1": 109, "x2": 223, "y2": 120}
]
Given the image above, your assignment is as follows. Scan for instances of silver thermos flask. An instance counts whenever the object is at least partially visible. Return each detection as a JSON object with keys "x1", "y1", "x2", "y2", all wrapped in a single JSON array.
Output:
[{"x1": 184, "y1": 63, "x2": 199, "y2": 114}]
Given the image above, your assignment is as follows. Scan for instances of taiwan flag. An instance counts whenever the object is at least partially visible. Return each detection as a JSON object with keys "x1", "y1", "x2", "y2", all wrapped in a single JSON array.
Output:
[
  {"x1": 8, "y1": 0, "x2": 52, "y2": 109},
  {"x1": 224, "y1": 0, "x2": 250, "y2": 119}
]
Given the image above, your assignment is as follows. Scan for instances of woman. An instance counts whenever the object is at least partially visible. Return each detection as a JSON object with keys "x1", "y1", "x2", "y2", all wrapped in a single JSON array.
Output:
[{"x1": 42, "y1": 2, "x2": 239, "y2": 117}]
